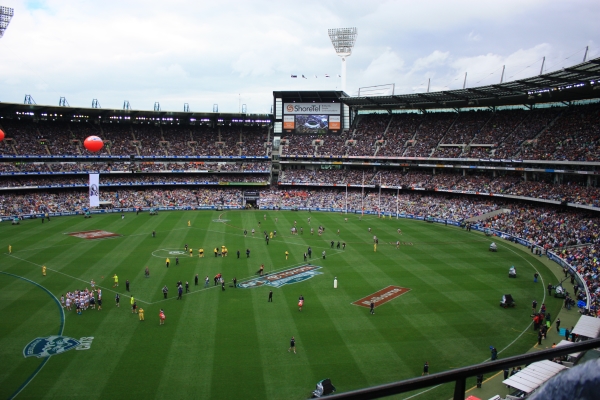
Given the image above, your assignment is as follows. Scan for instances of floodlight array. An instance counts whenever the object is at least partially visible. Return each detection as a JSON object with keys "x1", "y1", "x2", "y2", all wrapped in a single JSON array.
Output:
[
  {"x1": 328, "y1": 27, "x2": 357, "y2": 56},
  {"x1": 0, "y1": 6, "x2": 14, "y2": 38}
]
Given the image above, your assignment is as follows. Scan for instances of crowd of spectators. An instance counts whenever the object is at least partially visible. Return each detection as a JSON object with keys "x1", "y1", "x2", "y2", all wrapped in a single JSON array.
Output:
[
  {"x1": 404, "y1": 112, "x2": 457, "y2": 157},
  {"x1": 0, "y1": 174, "x2": 269, "y2": 188},
  {"x1": 377, "y1": 113, "x2": 421, "y2": 157},
  {"x1": 347, "y1": 114, "x2": 389, "y2": 156},
  {"x1": 556, "y1": 245, "x2": 600, "y2": 317},
  {"x1": 0, "y1": 188, "x2": 245, "y2": 215},
  {"x1": 2, "y1": 103, "x2": 598, "y2": 160},
  {"x1": 278, "y1": 168, "x2": 600, "y2": 207},
  {"x1": 0, "y1": 120, "x2": 270, "y2": 157},
  {"x1": 0, "y1": 161, "x2": 270, "y2": 174},
  {"x1": 315, "y1": 131, "x2": 350, "y2": 157}
]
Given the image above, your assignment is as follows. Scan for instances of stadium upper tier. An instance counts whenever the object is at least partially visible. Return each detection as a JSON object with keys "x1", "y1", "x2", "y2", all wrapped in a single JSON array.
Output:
[
  {"x1": 280, "y1": 102, "x2": 600, "y2": 161},
  {"x1": 0, "y1": 119, "x2": 271, "y2": 157},
  {"x1": 2, "y1": 101, "x2": 598, "y2": 161}
]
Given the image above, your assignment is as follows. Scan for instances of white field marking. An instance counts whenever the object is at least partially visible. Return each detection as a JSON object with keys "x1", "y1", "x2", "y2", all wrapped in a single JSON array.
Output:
[
  {"x1": 151, "y1": 249, "x2": 189, "y2": 258},
  {"x1": 0, "y1": 271, "x2": 65, "y2": 400},
  {"x1": 147, "y1": 251, "x2": 345, "y2": 305},
  {"x1": 4, "y1": 254, "x2": 151, "y2": 305},
  {"x1": 404, "y1": 240, "x2": 546, "y2": 399}
]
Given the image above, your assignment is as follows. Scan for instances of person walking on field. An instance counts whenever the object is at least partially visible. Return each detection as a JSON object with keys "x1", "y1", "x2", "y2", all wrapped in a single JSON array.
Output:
[
  {"x1": 370, "y1": 300, "x2": 375, "y2": 315},
  {"x1": 268, "y1": 290, "x2": 273, "y2": 302},
  {"x1": 422, "y1": 362, "x2": 429, "y2": 376},
  {"x1": 288, "y1": 336, "x2": 296, "y2": 354}
]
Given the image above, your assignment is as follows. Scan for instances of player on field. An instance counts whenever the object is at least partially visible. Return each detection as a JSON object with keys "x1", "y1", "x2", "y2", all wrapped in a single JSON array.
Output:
[
  {"x1": 288, "y1": 336, "x2": 296, "y2": 354},
  {"x1": 113, "y1": 274, "x2": 119, "y2": 287},
  {"x1": 159, "y1": 309, "x2": 165, "y2": 325},
  {"x1": 115, "y1": 293, "x2": 120, "y2": 307},
  {"x1": 199, "y1": 248, "x2": 204, "y2": 257},
  {"x1": 138, "y1": 308, "x2": 144, "y2": 321},
  {"x1": 42, "y1": 265, "x2": 46, "y2": 276}
]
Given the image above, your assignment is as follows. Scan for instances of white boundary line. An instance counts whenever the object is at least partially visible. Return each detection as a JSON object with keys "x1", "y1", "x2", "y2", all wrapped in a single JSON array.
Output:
[{"x1": 402, "y1": 239, "x2": 546, "y2": 399}]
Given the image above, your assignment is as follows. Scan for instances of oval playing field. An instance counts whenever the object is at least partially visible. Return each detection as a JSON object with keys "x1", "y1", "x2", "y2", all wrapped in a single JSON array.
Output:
[{"x1": 0, "y1": 210, "x2": 559, "y2": 400}]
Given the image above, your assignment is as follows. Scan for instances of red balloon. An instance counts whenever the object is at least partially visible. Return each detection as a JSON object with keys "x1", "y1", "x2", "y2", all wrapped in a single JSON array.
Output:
[
  {"x1": 84, "y1": 136, "x2": 104, "y2": 152},
  {"x1": 0, "y1": 129, "x2": 5, "y2": 142}
]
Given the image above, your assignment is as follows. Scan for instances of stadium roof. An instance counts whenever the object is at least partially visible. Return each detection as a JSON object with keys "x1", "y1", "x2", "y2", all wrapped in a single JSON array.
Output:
[
  {"x1": 340, "y1": 57, "x2": 600, "y2": 111},
  {"x1": 1, "y1": 59, "x2": 599, "y2": 119}
]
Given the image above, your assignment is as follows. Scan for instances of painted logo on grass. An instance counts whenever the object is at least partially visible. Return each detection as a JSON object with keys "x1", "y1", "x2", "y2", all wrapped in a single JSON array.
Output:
[
  {"x1": 68, "y1": 230, "x2": 120, "y2": 240},
  {"x1": 238, "y1": 265, "x2": 323, "y2": 288},
  {"x1": 352, "y1": 286, "x2": 411, "y2": 308},
  {"x1": 23, "y1": 336, "x2": 81, "y2": 358}
]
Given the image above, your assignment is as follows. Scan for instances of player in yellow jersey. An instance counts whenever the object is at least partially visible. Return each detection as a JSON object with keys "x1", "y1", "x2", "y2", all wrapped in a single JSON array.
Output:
[
  {"x1": 285, "y1": 250, "x2": 289, "y2": 260},
  {"x1": 199, "y1": 248, "x2": 204, "y2": 258},
  {"x1": 138, "y1": 308, "x2": 144, "y2": 321},
  {"x1": 189, "y1": 248, "x2": 193, "y2": 257},
  {"x1": 42, "y1": 265, "x2": 46, "y2": 276},
  {"x1": 113, "y1": 274, "x2": 119, "y2": 287},
  {"x1": 8, "y1": 245, "x2": 11, "y2": 254},
  {"x1": 187, "y1": 220, "x2": 191, "y2": 227},
  {"x1": 166, "y1": 258, "x2": 170, "y2": 268},
  {"x1": 374, "y1": 243, "x2": 377, "y2": 252}
]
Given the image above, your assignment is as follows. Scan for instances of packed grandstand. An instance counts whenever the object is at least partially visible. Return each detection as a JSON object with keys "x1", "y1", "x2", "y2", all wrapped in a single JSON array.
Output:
[{"x1": 1, "y1": 62, "x2": 600, "y2": 321}]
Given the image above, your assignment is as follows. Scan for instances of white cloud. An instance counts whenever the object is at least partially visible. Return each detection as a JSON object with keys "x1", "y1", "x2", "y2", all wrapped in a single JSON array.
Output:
[{"x1": 467, "y1": 31, "x2": 482, "y2": 42}]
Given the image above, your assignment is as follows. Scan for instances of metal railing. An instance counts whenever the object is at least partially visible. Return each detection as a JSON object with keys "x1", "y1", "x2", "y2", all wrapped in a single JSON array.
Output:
[{"x1": 325, "y1": 338, "x2": 600, "y2": 400}]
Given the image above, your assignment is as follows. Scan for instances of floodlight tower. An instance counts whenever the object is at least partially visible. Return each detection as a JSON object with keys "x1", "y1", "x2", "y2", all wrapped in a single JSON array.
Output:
[
  {"x1": 328, "y1": 27, "x2": 357, "y2": 92},
  {"x1": 0, "y1": 6, "x2": 14, "y2": 38}
]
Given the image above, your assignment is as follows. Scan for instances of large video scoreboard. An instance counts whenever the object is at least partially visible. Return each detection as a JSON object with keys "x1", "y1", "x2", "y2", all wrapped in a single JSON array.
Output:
[{"x1": 273, "y1": 91, "x2": 348, "y2": 135}]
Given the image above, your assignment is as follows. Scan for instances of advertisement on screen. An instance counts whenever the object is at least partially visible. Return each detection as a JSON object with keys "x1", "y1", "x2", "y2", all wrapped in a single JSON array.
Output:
[
  {"x1": 295, "y1": 115, "x2": 329, "y2": 134},
  {"x1": 329, "y1": 115, "x2": 341, "y2": 131},
  {"x1": 284, "y1": 103, "x2": 341, "y2": 115},
  {"x1": 283, "y1": 115, "x2": 295, "y2": 130}
]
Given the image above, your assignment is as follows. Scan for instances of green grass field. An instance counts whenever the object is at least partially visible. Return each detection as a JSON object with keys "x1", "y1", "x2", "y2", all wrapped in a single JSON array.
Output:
[{"x1": 0, "y1": 210, "x2": 561, "y2": 400}]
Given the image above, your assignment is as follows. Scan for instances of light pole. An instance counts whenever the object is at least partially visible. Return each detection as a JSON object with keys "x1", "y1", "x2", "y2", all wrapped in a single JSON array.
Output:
[
  {"x1": 0, "y1": 6, "x2": 14, "y2": 38},
  {"x1": 328, "y1": 27, "x2": 357, "y2": 93}
]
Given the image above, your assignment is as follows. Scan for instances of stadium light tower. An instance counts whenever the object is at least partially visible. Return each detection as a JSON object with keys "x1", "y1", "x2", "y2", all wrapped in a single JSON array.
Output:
[
  {"x1": 328, "y1": 27, "x2": 357, "y2": 92},
  {"x1": 0, "y1": 6, "x2": 14, "y2": 38}
]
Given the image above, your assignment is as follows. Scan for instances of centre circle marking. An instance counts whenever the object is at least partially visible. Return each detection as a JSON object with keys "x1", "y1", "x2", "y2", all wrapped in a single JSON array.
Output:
[{"x1": 151, "y1": 248, "x2": 190, "y2": 258}]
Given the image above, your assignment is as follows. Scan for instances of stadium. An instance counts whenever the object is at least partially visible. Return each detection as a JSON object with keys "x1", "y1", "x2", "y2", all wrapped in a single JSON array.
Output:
[{"x1": 2, "y1": 4, "x2": 600, "y2": 400}]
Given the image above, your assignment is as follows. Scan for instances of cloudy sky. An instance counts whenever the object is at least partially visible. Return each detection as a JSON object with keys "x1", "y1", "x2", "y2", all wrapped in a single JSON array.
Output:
[{"x1": 0, "y1": 0, "x2": 598, "y2": 113}]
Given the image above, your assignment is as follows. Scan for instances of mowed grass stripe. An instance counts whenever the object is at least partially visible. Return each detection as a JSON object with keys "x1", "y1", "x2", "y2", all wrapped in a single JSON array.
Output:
[{"x1": 153, "y1": 286, "x2": 222, "y2": 399}]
